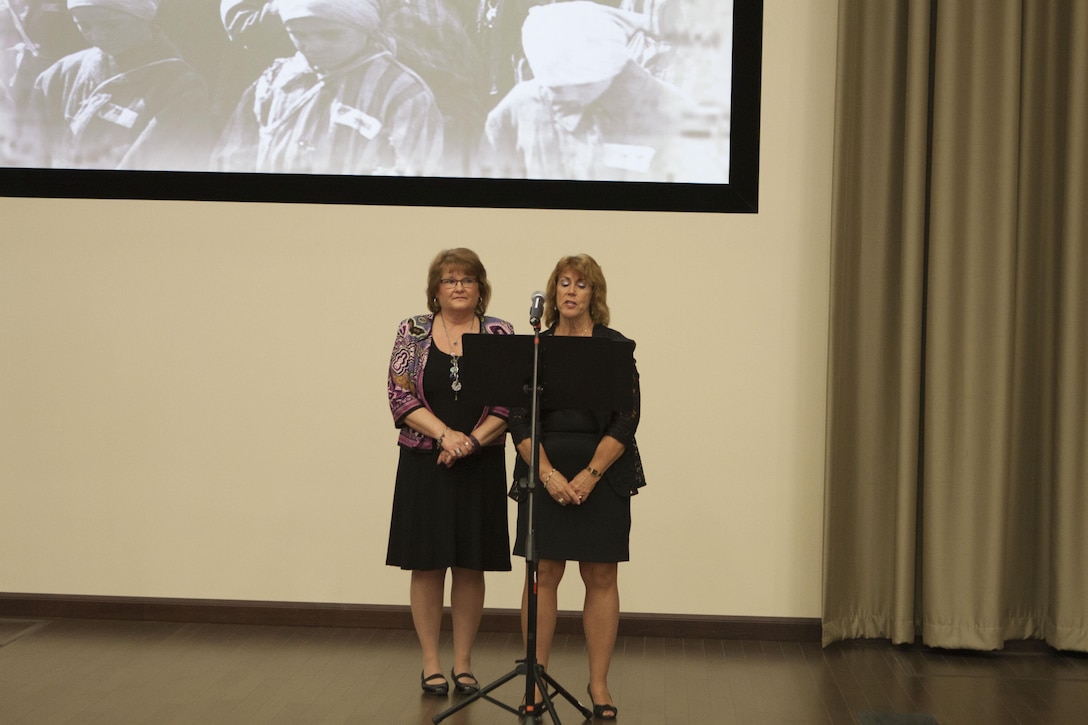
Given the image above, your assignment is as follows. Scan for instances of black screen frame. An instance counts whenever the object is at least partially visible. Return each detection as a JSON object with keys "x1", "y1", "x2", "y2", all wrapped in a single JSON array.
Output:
[{"x1": 0, "y1": 0, "x2": 762, "y2": 214}]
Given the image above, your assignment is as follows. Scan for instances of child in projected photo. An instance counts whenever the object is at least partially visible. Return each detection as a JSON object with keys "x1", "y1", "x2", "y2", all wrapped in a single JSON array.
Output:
[
  {"x1": 483, "y1": 0, "x2": 719, "y2": 183},
  {"x1": 23, "y1": 0, "x2": 213, "y2": 170},
  {"x1": 215, "y1": 0, "x2": 490, "y2": 176},
  {"x1": 212, "y1": 0, "x2": 444, "y2": 176}
]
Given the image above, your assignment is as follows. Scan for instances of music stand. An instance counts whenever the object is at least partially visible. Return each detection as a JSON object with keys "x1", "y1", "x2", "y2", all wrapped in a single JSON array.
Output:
[{"x1": 432, "y1": 331, "x2": 633, "y2": 724}]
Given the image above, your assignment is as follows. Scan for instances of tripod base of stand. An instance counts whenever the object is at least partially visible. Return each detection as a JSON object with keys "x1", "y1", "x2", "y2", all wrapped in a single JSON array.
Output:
[{"x1": 432, "y1": 658, "x2": 593, "y2": 724}]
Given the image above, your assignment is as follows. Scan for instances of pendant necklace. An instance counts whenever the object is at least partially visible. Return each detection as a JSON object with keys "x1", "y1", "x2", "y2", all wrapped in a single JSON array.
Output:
[{"x1": 440, "y1": 313, "x2": 474, "y2": 400}]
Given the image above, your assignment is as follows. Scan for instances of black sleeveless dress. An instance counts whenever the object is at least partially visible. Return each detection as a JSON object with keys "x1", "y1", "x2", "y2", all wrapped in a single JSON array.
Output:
[
  {"x1": 510, "y1": 325, "x2": 645, "y2": 563},
  {"x1": 385, "y1": 348, "x2": 511, "y2": 571},
  {"x1": 512, "y1": 409, "x2": 633, "y2": 562}
]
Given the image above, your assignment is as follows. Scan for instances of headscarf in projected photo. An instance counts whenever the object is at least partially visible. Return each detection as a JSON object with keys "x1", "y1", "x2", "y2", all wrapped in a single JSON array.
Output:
[
  {"x1": 520, "y1": 1, "x2": 641, "y2": 87},
  {"x1": 273, "y1": 0, "x2": 380, "y2": 31},
  {"x1": 66, "y1": 0, "x2": 159, "y2": 20}
]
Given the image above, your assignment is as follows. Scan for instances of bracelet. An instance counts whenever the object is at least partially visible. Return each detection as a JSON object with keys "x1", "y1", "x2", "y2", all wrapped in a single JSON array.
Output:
[
  {"x1": 437, "y1": 427, "x2": 450, "y2": 448},
  {"x1": 542, "y1": 469, "x2": 556, "y2": 488},
  {"x1": 468, "y1": 434, "x2": 481, "y2": 452},
  {"x1": 586, "y1": 466, "x2": 602, "y2": 478}
]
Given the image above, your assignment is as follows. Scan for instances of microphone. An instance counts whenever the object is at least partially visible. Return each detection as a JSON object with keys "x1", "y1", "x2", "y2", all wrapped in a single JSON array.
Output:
[{"x1": 529, "y1": 291, "x2": 545, "y2": 330}]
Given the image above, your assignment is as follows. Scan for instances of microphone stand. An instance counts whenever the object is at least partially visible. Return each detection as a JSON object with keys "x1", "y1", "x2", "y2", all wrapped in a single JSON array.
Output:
[{"x1": 433, "y1": 310, "x2": 590, "y2": 724}]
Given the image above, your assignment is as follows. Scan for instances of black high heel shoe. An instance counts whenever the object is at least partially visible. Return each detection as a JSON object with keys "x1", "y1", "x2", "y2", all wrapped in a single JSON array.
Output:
[
  {"x1": 517, "y1": 699, "x2": 546, "y2": 718},
  {"x1": 587, "y1": 684, "x2": 618, "y2": 720},
  {"x1": 420, "y1": 671, "x2": 449, "y2": 696},
  {"x1": 450, "y1": 669, "x2": 479, "y2": 695},
  {"x1": 518, "y1": 687, "x2": 547, "y2": 717}
]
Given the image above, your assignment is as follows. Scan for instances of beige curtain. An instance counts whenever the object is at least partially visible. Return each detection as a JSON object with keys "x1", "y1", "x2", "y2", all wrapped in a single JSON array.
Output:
[{"x1": 823, "y1": 0, "x2": 1088, "y2": 651}]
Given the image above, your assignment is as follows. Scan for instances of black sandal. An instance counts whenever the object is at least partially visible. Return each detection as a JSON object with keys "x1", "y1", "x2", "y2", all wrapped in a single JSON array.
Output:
[
  {"x1": 587, "y1": 684, "x2": 617, "y2": 720},
  {"x1": 420, "y1": 671, "x2": 449, "y2": 696},
  {"x1": 517, "y1": 699, "x2": 546, "y2": 717},
  {"x1": 518, "y1": 687, "x2": 547, "y2": 717},
  {"x1": 451, "y1": 669, "x2": 479, "y2": 695}
]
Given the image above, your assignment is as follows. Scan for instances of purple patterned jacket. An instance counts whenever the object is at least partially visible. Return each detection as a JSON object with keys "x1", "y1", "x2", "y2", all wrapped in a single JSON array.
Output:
[{"x1": 387, "y1": 313, "x2": 515, "y2": 449}]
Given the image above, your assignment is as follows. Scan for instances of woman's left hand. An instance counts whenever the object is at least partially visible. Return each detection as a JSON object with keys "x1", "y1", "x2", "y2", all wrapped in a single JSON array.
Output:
[
  {"x1": 567, "y1": 469, "x2": 599, "y2": 504},
  {"x1": 437, "y1": 439, "x2": 472, "y2": 468},
  {"x1": 437, "y1": 428, "x2": 476, "y2": 467}
]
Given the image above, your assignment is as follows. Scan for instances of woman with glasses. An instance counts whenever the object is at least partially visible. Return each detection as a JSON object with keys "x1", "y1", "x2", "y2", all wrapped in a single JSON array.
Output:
[
  {"x1": 508, "y1": 253, "x2": 645, "y2": 720},
  {"x1": 386, "y1": 248, "x2": 514, "y2": 697}
]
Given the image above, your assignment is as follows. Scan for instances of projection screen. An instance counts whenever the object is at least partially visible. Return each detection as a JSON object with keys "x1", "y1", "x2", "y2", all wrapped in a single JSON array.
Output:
[{"x1": 1, "y1": 0, "x2": 761, "y2": 213}]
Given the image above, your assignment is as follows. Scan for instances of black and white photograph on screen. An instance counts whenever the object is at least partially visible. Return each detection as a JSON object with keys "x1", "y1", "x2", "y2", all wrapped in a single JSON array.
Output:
[{"x1": 2, "y1": 0, "x2": 734, "y2": 183}]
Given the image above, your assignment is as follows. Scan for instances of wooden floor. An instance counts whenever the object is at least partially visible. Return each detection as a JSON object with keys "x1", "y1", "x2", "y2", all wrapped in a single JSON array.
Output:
[{"x1": 1, "y1": 618, "x2": 1086, "y2": 724}]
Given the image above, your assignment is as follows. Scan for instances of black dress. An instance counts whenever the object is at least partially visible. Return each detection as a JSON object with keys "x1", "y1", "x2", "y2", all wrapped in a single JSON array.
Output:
[
  {"x1": 510, "y1": 325, "x2": 645, "y2": 563},
  {"x1": 385, "y1": 347, "x2": 511, "y2": 571}
]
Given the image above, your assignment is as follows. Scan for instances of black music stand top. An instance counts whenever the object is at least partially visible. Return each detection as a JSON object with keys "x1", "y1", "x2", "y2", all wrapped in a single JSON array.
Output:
[{"x1": 459, "y1": 333, "x2": 634, "y2": 411}]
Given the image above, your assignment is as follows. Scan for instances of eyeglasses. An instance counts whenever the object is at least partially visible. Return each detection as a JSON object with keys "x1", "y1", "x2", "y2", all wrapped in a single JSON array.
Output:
[{"x1": 440, "y1": 277, "x2": 478, "y2": 288}]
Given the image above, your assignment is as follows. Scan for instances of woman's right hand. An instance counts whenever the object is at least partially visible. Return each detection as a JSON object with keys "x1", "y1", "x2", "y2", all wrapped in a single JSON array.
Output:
[
  {"x1": 439, "y1": 428, "x2": 474, "y2": 460},
  {"x1": 544, "y1": 470, "x2": 581, "y2": 507}
]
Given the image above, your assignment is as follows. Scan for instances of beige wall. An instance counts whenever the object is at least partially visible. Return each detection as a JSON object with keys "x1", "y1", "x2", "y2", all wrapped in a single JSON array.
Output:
[{"x1": 0, "y1": 0, "x2": 838, "y2": 618}]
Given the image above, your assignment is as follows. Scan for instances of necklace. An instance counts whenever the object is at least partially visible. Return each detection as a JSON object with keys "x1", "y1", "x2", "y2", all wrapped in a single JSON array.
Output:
[
  {"x1": 560, "y1": 320, "x2": 593, "y2": 336},
  {"x1": 439, "y1": 313, "x2": 476, "y2": 399}
]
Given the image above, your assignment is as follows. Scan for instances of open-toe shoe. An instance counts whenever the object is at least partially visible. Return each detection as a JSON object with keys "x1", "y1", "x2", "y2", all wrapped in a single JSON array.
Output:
[
  {"x1": 518, "y1": 692, "x2": 546, "y2": 717},
  {"x1": 586, "y1": 684, "x2": 617, "y2": 720}
]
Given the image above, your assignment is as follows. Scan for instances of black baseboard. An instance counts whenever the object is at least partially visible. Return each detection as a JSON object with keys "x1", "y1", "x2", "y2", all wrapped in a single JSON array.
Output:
[{"x1": 0, "y1": 592, "x2": 821, "y2": 642}]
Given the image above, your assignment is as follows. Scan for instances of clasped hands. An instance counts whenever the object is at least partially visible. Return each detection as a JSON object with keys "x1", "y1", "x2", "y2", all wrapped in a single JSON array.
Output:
[
  {"x1": 543, "y1": 468, "x2": 597, "y2": 506},
  {"x1": 437, "y1": 428, "x2": 476, "y2": 467}
]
